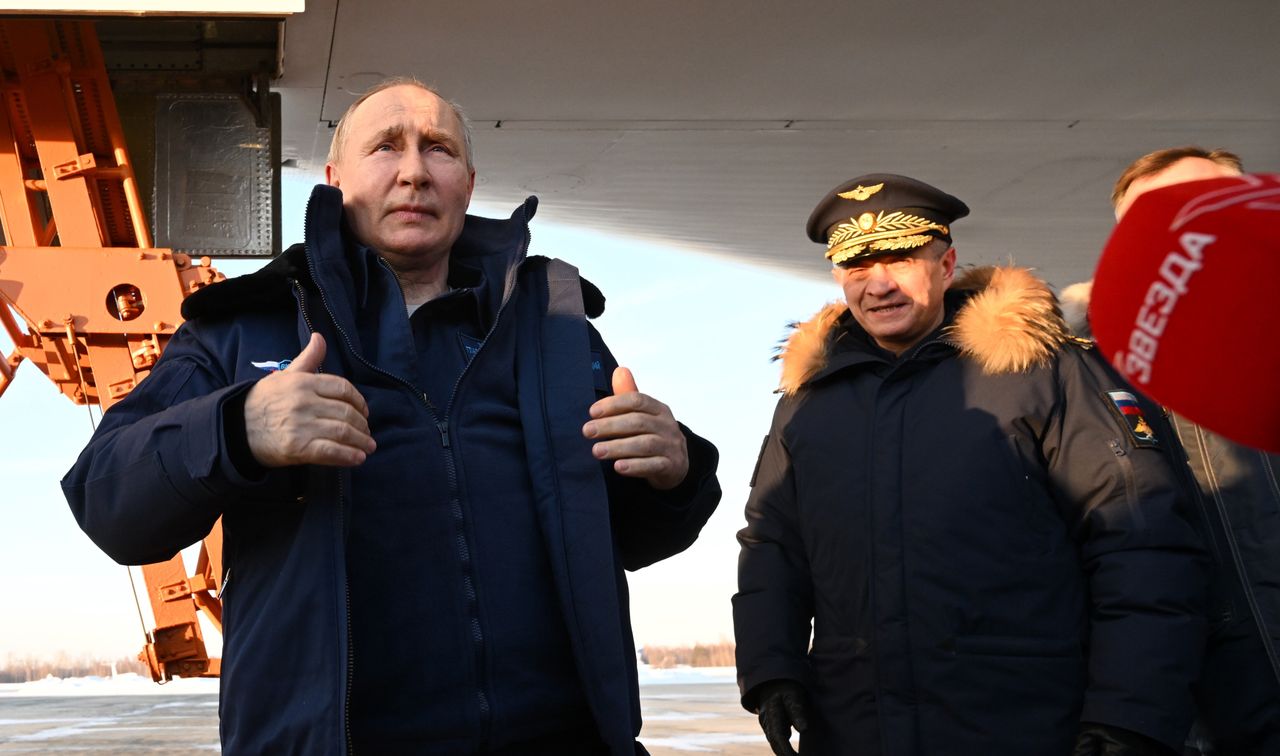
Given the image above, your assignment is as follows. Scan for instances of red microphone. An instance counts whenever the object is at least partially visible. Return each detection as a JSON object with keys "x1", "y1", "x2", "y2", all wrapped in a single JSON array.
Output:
[{"x1": 1091, "y1": 173, "x2": 1280, "y2": 453}]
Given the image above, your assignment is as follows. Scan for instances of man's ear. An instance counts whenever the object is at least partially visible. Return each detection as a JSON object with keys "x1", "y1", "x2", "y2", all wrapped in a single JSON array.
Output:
[
  {"x1": 940, "y1": 246, "x2": 957, "y2": 285},
  {"x1": 324, "y1": 162, "x2": 340, "y2": 187}
]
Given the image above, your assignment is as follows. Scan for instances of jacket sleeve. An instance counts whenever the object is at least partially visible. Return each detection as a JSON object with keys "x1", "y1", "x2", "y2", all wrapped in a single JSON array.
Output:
[
  {"x1": 732, "y1": 399, "x2": 815, "y2": 710},
  {"x1": 588, "y1": 326, "x2": 722, "y2": 570},
  {"x1": 605, "y1": 424, "x2": 722, "y2": 571},
  {"x1": 1046, "y1": 345, "x2": 1208, "y2": 750},
  {"x1": 61, "y1": 320, "x2": 296, "y2": 565}
]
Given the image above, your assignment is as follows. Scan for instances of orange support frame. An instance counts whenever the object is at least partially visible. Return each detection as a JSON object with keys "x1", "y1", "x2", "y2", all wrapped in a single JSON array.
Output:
[{"x1": 0, "y1": 19, "x2": 227, "y2": 681}]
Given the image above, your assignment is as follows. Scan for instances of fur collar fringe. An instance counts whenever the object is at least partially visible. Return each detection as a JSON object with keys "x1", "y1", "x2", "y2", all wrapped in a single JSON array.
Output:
[{"x1": 777, "y1": 266, "x2": 1071, "y2": 395}]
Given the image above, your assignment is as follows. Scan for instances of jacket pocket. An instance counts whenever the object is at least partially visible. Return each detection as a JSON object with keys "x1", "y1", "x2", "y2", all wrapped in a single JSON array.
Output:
[{"x1": 809, "y1": 634, "x2": 872, "y2": 660}]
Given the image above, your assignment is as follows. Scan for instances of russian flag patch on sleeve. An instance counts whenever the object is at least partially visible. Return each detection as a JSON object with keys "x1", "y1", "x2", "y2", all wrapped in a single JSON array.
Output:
[{"x1": 1104, "y1": 390, "x2": 1159, "y2": 447}]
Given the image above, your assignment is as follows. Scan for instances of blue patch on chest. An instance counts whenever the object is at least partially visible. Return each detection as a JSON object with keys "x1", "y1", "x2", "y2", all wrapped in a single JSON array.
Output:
[
  {"x1": 458, "y1": 333, "x2": 483, "y2": 363},
  {"x1": 591, "y1": 350, "x2": 607, "y2": 392}
]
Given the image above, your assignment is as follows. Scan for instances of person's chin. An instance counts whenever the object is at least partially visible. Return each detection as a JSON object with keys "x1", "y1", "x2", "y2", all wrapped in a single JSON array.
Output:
[
  {"x1": 380, "y1": 230, "x2": 441, "y2": 254},
  {"x1": 866, "y1": 318, "x2": 915, "y2": 341}
]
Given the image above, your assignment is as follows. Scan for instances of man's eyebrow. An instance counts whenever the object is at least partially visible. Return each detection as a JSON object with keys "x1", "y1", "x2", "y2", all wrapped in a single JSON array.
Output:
[
  {"x1": 423, "y1": 127, "x2": 462, "y2": 152},
  {"x1": 362, "y1": 123, "x2": 404, "y2": 151},
  {"x1": 360, "y1": 124, "x2": 461, "y2": 153}
]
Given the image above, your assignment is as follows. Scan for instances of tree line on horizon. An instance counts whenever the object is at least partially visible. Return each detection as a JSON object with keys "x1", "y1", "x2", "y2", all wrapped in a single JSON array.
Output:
[
  {"x1": 0, "y1": 653, "x2": 150, "y2": 683},
  {"x1": 3, "y1": 642, "x2": 738, "y2": 682},
  {"x1": 640, "y1": 641, "x2": 735, "y2": 668}
]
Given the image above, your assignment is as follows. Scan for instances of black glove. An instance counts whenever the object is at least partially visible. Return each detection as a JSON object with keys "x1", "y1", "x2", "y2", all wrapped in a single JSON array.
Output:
[
  {"x1": 1072, "y1": 722, "x2": 1177, "y2": 756},
  {"x1": 751, "y1": 679, "x2": 809, "y2": 756}
]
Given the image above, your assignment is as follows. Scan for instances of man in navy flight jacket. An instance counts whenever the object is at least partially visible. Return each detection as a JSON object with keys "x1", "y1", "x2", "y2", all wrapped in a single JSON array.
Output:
[{"x1": 63, "y1": 77, "x2": 722, "y2": 755}]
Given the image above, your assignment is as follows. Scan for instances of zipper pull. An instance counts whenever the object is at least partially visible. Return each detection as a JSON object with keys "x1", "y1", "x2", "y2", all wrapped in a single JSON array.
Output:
[{"x1": 437, "y1": 420, "x2": 450, "y2": 448}]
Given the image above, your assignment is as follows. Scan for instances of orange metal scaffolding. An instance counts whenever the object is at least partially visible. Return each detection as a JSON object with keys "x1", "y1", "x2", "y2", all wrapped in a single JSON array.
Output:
[{"x1": 0, "y1": 18, "x2": 226, "y2": 680}]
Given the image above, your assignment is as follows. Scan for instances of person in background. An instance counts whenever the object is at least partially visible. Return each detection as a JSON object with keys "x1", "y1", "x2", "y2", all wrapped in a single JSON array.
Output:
[{"x1": 1062, "y1": 146, "x2": 1280, "y2": 756}]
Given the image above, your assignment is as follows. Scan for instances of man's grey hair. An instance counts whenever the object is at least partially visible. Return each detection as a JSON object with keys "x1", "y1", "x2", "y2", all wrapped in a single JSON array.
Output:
[
  {"x1": 926, "y1": 236, "x2": 953, "y2": 257},
  {"x1": 326, "y1": 76, "x2": 474, "y2": 169}
]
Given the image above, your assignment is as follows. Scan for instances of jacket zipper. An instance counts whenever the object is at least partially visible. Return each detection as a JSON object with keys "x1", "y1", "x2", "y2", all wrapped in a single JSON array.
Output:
[
  {"x1": 884, "y1": 332, "x2": 949, "y2": 380},
  {"x1": 293, "y1": 277, "x2": 356, "y2": 756},
  {"x1": 1107, "y1": 439, "x2": 1145, "y2": 530},
  {"x1": 340, "y1": 475, "x2": 354, "y2": 756},
  {"x1": 301, "y1": 204, "x2": 532, "y2": 747},
  {"x1": 374, "y1": 225, "x2": 531, "y2": 741}
]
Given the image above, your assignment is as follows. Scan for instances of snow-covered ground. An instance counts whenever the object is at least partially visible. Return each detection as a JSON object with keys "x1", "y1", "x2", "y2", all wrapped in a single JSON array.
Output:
[
  {"x1": 1, "y1": 667, "x2": 759, "y2": 754},
  {"x1": 636, "y1": 665, "x2": 736, "y2": 687},
  {"x1": 0, "y1": 665, "x2": 735, "y2": 698},
  {"x1": 0, "y1": 672, "x2": 219, "y2": 698}
]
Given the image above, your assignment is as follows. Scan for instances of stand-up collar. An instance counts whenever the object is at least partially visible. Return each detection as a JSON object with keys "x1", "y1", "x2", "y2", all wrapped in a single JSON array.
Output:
[
  {"x1": 302, "y1": 185, "x2": 538, "y2": 347},
  {"x1": 179, "y1": 185, "x2": 541, "y2": 328}
]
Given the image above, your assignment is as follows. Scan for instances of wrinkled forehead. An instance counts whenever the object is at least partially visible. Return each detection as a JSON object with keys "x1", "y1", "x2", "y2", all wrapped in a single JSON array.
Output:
[{"x1": 346, "y1": 85, "x2": 460, "y2": 138}]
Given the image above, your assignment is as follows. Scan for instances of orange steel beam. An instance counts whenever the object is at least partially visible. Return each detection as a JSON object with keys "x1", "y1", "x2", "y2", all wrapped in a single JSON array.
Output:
[
  {"x1": 192, "y1": 524, "x2": 224, "y2": 633},
  {"x1": 0, "y1": 347, "x2": 20, "y2": 400},
  {"x1": 6, "y1": 23, "x2": 104, "y2": 247},
  {"x1": 0, "y1": 247, "x2": 218, "y2": 404},
  {"x1": 0, "y1": 18, "x2": 228, "y2": 681},
  {"x1": 0, "y1": 303, "x2": 28, "y2": 400},
  {"x1": 0, "y1": 83, "x2": 40, "y2": 247}
]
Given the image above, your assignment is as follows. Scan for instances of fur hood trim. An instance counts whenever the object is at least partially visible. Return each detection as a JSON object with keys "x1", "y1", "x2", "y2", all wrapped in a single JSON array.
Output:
[
  {"x1": 777, "y1": 301, "x2": 848, "y2": 397},
  {"x1": 777, "y1": 266, "x2": 1071, "y2": 394}
]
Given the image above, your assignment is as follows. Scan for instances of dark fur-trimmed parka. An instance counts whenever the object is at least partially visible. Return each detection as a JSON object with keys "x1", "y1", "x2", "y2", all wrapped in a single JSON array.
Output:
[{"x1": 733, "y1": 266, "x2": 1208, "y2": 756}]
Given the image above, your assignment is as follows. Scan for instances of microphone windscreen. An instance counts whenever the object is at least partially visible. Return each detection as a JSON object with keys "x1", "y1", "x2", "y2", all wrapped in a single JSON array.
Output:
[{"x1": 1091, "y1": 173, "x2": 1280, "y2": 453}]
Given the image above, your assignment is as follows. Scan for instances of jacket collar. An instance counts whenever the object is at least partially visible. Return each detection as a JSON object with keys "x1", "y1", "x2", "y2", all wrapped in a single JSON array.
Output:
[
  {"x1": 181, "y1": 184, "x2": 540, "y2": 323},
  {"x1": 777, "y1": 265, "x2": 1073, "y2": 394},
  {"x1": 304, "y1": 185, "x2": 538, "y2": 334}
]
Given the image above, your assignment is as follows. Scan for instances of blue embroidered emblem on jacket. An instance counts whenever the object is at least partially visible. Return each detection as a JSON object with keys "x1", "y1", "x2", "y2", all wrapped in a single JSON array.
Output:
[{"x1": 251, "y1": 359, "x2": 291, "y2": 373}]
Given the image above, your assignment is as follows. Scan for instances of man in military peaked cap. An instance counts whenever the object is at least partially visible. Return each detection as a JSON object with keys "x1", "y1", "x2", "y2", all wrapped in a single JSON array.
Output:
[
  {"x1": 734, "y1": 173, "x2": 1208, "y2": 756},
  {"x1": 805, "y1": 174, "x2": 969, "y2": 358},
  {"x1": 805, "y1": 173, "x2": 969, "y2": 265}
]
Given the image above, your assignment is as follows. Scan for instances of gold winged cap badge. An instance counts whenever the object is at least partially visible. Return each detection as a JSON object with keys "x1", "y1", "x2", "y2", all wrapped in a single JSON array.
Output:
[{"x1": 838, "y1": 183, "x2": 885, "y2": 201}]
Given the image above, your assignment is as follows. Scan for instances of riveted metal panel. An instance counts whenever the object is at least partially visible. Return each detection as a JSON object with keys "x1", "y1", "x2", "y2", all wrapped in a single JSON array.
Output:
[{"x1": 153, "y1": 92, "x2": 280, "y2": 257}]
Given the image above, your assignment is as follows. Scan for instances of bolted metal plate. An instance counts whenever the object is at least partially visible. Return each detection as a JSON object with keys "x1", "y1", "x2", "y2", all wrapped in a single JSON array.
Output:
[{"x1": 153, "y1": 93, "x2": 280, "y2": 257}]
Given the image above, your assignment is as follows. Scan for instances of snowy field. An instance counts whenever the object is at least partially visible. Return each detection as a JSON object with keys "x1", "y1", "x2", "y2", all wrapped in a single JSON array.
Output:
[
  {"x1": 1, "y1": 665, "x2": 734, "y2": 697},
  {"x1": 0, "y1": 667, "x2": 769, "y2": 754}
]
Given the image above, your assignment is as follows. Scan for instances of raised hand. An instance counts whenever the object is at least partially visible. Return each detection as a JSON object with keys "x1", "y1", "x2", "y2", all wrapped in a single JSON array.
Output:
[
  {"x1": 243, "y1": 333, "x2": 376, "y2": 467},
  {"x1": 582, "y1": 367, "x2": 689, "y2": 490}
]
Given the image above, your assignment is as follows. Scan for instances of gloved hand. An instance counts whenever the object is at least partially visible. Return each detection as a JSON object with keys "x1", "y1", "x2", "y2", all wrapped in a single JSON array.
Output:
[
  {"x1": 751, "y1": 679, "x2": 809, "y2": 756},
  {"x1": 1073, "y1": 722, "x2": 1177, "y2": 756}
]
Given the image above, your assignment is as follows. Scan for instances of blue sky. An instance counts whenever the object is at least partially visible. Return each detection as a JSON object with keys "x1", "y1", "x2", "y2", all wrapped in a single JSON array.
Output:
[{"x1": 0, "y1": 171, "x2": 835, "y2": 659}]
